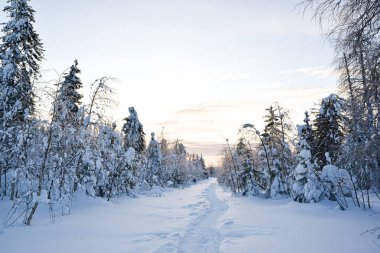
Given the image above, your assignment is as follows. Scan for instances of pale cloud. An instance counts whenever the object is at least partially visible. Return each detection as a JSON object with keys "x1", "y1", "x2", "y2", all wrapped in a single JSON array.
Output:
[
  {"x1": 281, "y1": 66, "x2": 336, "y2": 78},
  {"x1": 184, "y1": 141, "x2": 227, "y2": 154},
  {"x1": 174, "y1": 104, "x2": 210, "y2": 115},
  {"x1": 174, "y1": 102, "x2": 239, "y2": 115}
]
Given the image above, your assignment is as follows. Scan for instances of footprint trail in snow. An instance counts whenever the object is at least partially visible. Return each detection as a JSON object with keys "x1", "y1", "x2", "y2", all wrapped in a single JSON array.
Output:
[{"x1": 178, "y1": 183, "x2": 228, "y2": 253}]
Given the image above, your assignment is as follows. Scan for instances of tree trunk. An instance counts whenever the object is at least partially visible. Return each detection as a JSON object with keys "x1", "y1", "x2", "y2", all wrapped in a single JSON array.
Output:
[
  {"x1": 4, "y1": 167, "x2": 7, "y2": 197},
  {"x1": 25, "y1": 123, "x2": 54, "y2": 225},
  {"x1": 10, "y1": 182, "x2": 15, "y2": 201}
]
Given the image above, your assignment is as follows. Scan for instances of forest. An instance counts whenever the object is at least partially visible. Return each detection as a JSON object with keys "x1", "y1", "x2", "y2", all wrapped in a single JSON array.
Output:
[
  {"x1": 218, "y1": 0, "x2": 380, "y2": 212},
  {"x1": 0, "y1": 0, "x2": 208, "y2": 226},
  {"x1": 0, "y1": 0, "x2": 379, "y2": 239}
]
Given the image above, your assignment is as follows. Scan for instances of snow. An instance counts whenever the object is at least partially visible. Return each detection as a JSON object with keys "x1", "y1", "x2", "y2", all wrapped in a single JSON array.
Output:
[
  {"x1": 125, "y1": 147, "x2": 135, "y2": 164},
  {"x1": 295, "y1": 164, "x2": 307, "y2": 175},
  {"x1": 33, "y1": 190, "x2": 49, "y2": 204},
  {"x1": 322, "y1": 164, "x2": 340, "y2": 182},
  {"x1": 0, "y1": 178, "x2": 379, "y2": 253},
  {"x1": 179, "y1": 183, "x2": 228, "y2": 253},
  {"x1": 303, "y1": 177, "x2": 324, "y2": 203},
  {"x1": 299, "y1": 149, "x2": 311, "y2": 160}
]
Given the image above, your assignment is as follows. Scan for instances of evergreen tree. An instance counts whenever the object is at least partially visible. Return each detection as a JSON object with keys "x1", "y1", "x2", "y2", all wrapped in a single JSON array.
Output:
[
  {"x1": 0, "y1": 0, "x2": 43, "y2": 124},
  {"x1": 122, "y1": 107, "x2": 146, "y2": 153},
  {"x1": 299, "y1": 111, "x2": 314, "y2": 156},
  {"x1": 171, "y1": 139, "x2": 187, "y2": 186},
  {"x1": 313, "y1": 94, "x2": 344, "y2": 169},
  {"x1": 235, "y1": 137, "x2": 255, "y2": 194},
  {"x1": 292, "y1": 138, "x2": 310, "y2": 203},
  {"x1": 147, "y1": 132, "x2": 162, "y2": 186},
  {"x1": 199, "y1": 154, "x2": 207, "y2": 178},
  {"x1": 293, "y1": 123, "x2": 323, "y2": 203},
  {"x1": 157, "y1": 128, "x2": 171, "y2": 184},
  {"x1": 55, "y1": 60, "x2": 83, "y2": 123},
  {"x1": 262, "y1": 104, "x2": 293, "y2": 197},
  {"x1": 0, "y1": 0, "x2": 43, "y2": 215}
]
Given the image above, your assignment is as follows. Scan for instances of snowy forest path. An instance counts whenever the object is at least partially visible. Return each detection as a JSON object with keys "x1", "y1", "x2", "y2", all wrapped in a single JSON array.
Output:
[
  {"x1": 0, "y1": 178, "x2": 378, "y2": 253},
  {"x1": 177, "y1": 181, "x2": 228, "y2": 253},
  {"x1": 0, "y1": 178, "x2": 232, "y2": 253}
]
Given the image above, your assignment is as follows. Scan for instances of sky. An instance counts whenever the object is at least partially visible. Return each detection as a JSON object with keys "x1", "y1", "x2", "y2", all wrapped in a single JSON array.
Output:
[{"x1": 1, "y1": 0, "x2": 338, "y2": 166}]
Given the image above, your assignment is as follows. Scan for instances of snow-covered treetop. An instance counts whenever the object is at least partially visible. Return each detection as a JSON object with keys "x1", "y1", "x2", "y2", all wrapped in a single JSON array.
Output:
[
  {"x1": 174, "y1": 139, "x2": 186, "y2": 155},
  {"x1": 296, "y1": 111, "x2": 313, "y2": 151},
  {"x1": 124, "y1": 107, "x2": 144, "y2": 135},
  {"x1": 1, "y1": 0, "x2": 43, "y2": 81},
  {"x1": 55, "y1": 60, "x2": 83, "y2": 122},
  {"x1": 319, "y1": 93, "x2": 344, "y2": 116},
  {"x1": 0, "y1": 0, "x2": 44, "y2": 123},
  {"x1": 148, "y1": 131, "x2": 162, "y2": 166},
  {"x1": 122, "y1": 106, "x2": 146, "y2": 152}
]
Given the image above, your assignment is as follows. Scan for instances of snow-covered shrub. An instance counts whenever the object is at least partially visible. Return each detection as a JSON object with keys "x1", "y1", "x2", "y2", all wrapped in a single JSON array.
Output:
[{"x1": 321, "y1": 163, "x2": 352, "y2": 209}]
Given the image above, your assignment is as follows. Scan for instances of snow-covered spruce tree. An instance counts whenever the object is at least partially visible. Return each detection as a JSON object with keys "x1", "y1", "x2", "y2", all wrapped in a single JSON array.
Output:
[
  {"x1": 0, "y1": 0, "x2": 46, "y2": 226},
  {"x1": 252, "y1": 131, "x2": 272, "y2": 197},
  {"x1": 122, "y1": 107, "x2": 146, "y2": 153},
  {"x1": 300, "y1": 111, "x2": 314, "y2": 156},
  {"x1": 261, "y1": 103, "x2": 293, "y2": 198},
  {"x1": 293, "y1": 119, "x2": 323, "y2": 203},
  {"x1": 292, "y1": 139, "x2": 309, "y2": 202},
  {"x1": 55, "y1": 60, "x2": 83, "y2": 123},
  {"x1": 0, "y1": 0, "x2": 43, "y2": 124},
  {"x1": 120, "y1": 107, "x2": 146, "y2": 190},
  {"x1": 147, "y1": 132, "x2": 162, "y2": 187},
  {"x1": 198, "y1": 154, "x2": 208, "y2": 178},
  {"x1": 235, "y1": 137, "x2": 256, "y2": 195},
  {"x1": 235, "y1": 124, "x2": 274, "y2": 197},
  {"x1": 156, "y1": 129, "x2": 172, "y2": 185},
  {"x1": 170, "y1": 139, "x2": 188, "y2": 186},
  {"x1": 313, "y1": 94, "x2": 344, "y2": 169},
  {"x1": 0, "y1": 0, "x2": 43, "y2": 200}
]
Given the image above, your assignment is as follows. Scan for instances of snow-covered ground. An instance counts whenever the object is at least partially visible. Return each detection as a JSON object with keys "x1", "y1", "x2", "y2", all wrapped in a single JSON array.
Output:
[{"x1": 0, "y1": 178, "x2": 379, "y2": 253}]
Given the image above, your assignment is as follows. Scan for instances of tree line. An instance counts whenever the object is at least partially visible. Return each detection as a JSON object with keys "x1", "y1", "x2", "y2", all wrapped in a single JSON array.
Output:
[
  {"x1": 0, "y1": 0, "x2": 208, "y2": 226},
  {"x1": 218, "y1": 0, "x2": 380, "y2": 210}
]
